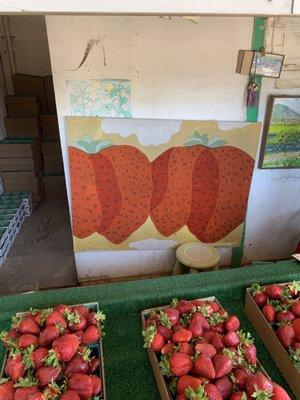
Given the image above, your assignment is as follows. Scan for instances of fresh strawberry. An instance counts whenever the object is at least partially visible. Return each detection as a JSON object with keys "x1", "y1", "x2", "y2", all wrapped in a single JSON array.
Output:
[
  {"x1": 292, "y1": 318, "x2": 300, "y2": 341},
  {"x1": 209, "y1": 302, "x2": 221, "y2": 313},
  {"x1": 0, "y1": 329, "x2": 19, "y2": 348},
  {"x1": 49, "y1": 334, "x2": 79, "y2": 363},
  {"x1": 212, "y1": 350, "x2": 233, "y2": 378},
  {"x1": 193, "y1": 354, "x2": 216, "y2": 379},
  {"x1": 89, "y1": 357, "x2": 100, "y2": 373},
  {"x1": 157, "y1": 324, "x2": 172, "y2": 341},
  {"x1": 265, "y1": 284, "x2": 283, "y2": 300},
  {"x1": 68, "y1": 373, "x2": 93, "y2": 399},
  {"x1": 55, "y1": 304, "x2": 71, "y2": 314},
  {"x1": 230, "y1": 391, "x2": 247, "y2": 400},
  {"x1": 277, "y1": 311, "x2": 295, "y2": 323},
  {"x1": 91, "y1": 375, "x2": 102, "y2": 396},
  {"x1": 27, "y1": 392, "x2": 45, "y2": 400},
  {"x1": 189, "y1": 314, "x2": 204, "y2": 338},
  {"x1": 61, "y1": 390, "x2": 81, "y2": 400},
  {"x1": 231, "y1": 368, "x2": 251, "y2": 390},
  {"x1": 245, "y1": 372, "x2": 273, "y2": 397},
  {"x1": 262, "y1": 304, "x2": 276, "y2": 323},
  {"x1": 172, "y1": 329, "x2": 192, "y2": 343},
  {"x1": 0, "y1": 378, "x2": 15, "y2": 400},
  {"x1": 286, "y1": 281, "x2": 300, "y2": 298},
  {"x1": 223, "y1": 331, "x2": 239, "y2": 348},
  {"x1": 176, "y1": 300, "x2": 195, "y2": 315},
  {"x1": 224, "y1": 316, "x2": 240, "y2": 332},
  {"x1": 272, "y1": 384, "x2": 291, "y2": 400},
  {"x1": 14, "y1": 387, "x2": 39, "y2": 400},
  {"x1": 161, "y1": 307, "x2": 180, "y2": 327},
  {"x1": 178, "y1": 342, "x2": 194, "y2": 356},
  {"x1": 32, "y1": 347, "x2": 48, "y2": 369},
  {"x1": 73, "y1": 330, "x2": 84, "y2": 342},
  {"x1": 72, "y1": 305, "x2": 90, "y2": 317},
  {"x1": 291, "y1": 301, "x2": 300, "y2": 317},
  {"x1": 142, "y1": 326, "x2": 164, "y2": 352},
  {"x1": 161, "y1": 342, "x2": 174, "y2": 355},
  {"x1": 192, "y1": 299, "x2": 205, "y2": 308},
  {"x1": 169, "y1": 353, "x2": 192, "y2": 377},
  {"x1": 238, "y1": 331, "x2": 257, "y2": 365},
  {"x1": 205, "y1": 383, "x2": 223, "y2": 400},
  {"x1": 194, "y1": 343, "x2": 216, "y2": 358},
  {"x1": 38, "y1": 326, "x2": 60, "y2": 347},
  {"x1": 185, "y1": 383, "x2": 222, "y2": 400},
  {"x1": 18, "y1": 334, "x2": 38, "y2": 349},
  {"x1": 277, "y1": 324, "x2": 295, "y2": 348},
  {"x1": 65, "y1": 348, "x2": 91, "y2": 376},
  {"x1": 45, "y1": 311, "x2": 67, "y2": 329},
  {"x1": 210, "y1": 333, "x2": 224, "y2": 351},
  {"x1": 4, "y1": 353, "x2": 25, "y2": 382},
  {"x1": 85, "y1": 311, "x2": 106, "y2": 327},
  {"x1": 250, "y1": 284, "x2": 268, "y2": 308},
  {"x1": 19, "y1": 318, "x2": 40, "y2": 335},
  {"x1": 82, "y1": 325, "x2": 100, "y2": 345},
  {"x1": 36, "y1": 366, "x2": 61, "y2": 387},
  {"x1": 177, "y1": 375, "x2": 203, "y2": 394},
  {"x1": 199, "y1": 304, "x2": 215, "y2": 318},
  {"x1": 212, "y1": 323, "x2": 224, "y2": 334},
  {"x1": 67, "y1": 313, "x2": 87, "y2": 332},
  {"x1": 215, "y1": 376, "x2": 233, "y2": 399}
]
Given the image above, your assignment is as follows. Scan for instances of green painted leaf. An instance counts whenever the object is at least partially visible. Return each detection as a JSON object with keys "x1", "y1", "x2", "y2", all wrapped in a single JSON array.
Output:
[
  {"x1": 74, "y1": 135, "x2": 114, "y2": 153},
  {"x1": 208, "y1": 139, "x2": 228, "y2": 148}
]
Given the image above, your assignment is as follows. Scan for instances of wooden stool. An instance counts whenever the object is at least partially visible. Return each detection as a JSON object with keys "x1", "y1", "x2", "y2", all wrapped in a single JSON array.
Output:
[{"x1": 173, "y1": 242, "x2": 220, "y2": 275}]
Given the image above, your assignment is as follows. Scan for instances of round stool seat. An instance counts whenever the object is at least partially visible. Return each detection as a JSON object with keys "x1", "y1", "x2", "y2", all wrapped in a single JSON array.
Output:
[{"x1": 175, "y1": 242, "x2": 220, "y2": 270}]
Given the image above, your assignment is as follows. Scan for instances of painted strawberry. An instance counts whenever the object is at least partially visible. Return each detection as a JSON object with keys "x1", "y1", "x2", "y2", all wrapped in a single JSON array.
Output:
[
  {"x1": 4, "y1": 352, "x2": 25, "y2": 382},
  {"x1": 67, "y1": 373, "x2": 93, "y2": 399},
  {"x1": 177, "y1": 375, "x2": 203, "y2": 394},
  {"x1": 264, "y1": 284, "x2": 283, "y2": 300},
  {"x1": 61, "y1": 390, "x2": 81, "y2": 400},
  {"x1": 169, "y1": 353, "x2": 192, "y2": 377},
  {"x1": 193, "y1": 353, "x2": 216, "y2": 379},
  {"x1": 0, "y1": 378, "x2": 15, "y2": 400},
  {"x1": 143, "y1": 325, "x2": 164, "y2": 352},
  {"x1": 36, "y1": 366, "x2": 61, "y2": 387},
  {"x1": 82, "y1": 325, "x2": 100, "y2": 345}
]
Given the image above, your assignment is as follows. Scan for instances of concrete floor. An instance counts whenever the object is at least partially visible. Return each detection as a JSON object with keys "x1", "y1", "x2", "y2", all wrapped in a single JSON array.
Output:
[{"x1": 0, "y1": 199, "x2": 78, "y2": 296}]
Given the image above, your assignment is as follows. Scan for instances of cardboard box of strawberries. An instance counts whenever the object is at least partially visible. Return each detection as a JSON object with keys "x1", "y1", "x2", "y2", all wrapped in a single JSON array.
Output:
[
  {"x1": 142, "y1": 297, "x2": 292, "y2": 400},
  {"x1": 0, "y1": 302, "x2": 106, "y2": 400},
  {"x1": 245, "y1": 282, "x2": 300, "y2": 400}
]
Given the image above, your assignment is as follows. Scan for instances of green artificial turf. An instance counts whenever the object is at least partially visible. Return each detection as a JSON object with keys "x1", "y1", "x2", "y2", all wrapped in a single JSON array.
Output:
[{"x1": 0, "y1": 260, "x2": 299, "y2": 399}]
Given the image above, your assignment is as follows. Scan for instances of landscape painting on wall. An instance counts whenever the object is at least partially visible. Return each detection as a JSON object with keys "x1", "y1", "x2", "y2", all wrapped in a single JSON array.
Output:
[
  {"x1": 259, "y1": 96, "x2": 300, "y2": 168},
  {"x1": 66, "y1": 117, "x2": 261, "y2": 252}
]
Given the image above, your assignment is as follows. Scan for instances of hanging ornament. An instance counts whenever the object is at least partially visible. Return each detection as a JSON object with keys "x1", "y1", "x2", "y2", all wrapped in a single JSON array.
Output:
[{"x1": 246, "y1": 78, "x2": 260, "y2": 107}]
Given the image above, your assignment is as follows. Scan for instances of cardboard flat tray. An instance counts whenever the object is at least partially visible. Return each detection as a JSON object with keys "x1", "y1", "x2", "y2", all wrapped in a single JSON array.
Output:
[
  {"x1": 141, "y1": 296, "x2": 271, "y2": 400},
  {"x1": 245, "y1": 284, "x2": 300, "y2": 400},
  {"x1": 0, "y1": 302, "x2": 106, "y2": 400}
]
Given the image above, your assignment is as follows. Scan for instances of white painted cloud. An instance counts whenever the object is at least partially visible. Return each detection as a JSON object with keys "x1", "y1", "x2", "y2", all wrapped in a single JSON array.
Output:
[
  {"x1": 129, "y1": 239, "x2": 179, "y2": 250},
  {"x1": 101, "y1": 118, "x2": 181, "y2": 146},
  {"x1": 218, "y1": 121, "x2": 250, "y2": 131}
]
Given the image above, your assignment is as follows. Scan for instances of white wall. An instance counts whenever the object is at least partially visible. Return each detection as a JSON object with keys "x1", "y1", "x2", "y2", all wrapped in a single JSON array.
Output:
[{"x1": 46, "y1": 15, "x2": 300, "y2": 280}]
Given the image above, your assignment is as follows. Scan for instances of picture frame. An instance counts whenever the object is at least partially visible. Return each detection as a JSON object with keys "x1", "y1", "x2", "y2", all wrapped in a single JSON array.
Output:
[
  {"x1": 259, "y1": 95, "x2": 300, "y2": 169},
  {"x1": 251, "y1": 52, "x2": 284, "y2": 79}
]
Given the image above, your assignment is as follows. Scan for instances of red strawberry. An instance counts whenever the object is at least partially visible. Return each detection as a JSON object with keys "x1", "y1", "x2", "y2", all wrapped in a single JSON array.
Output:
[
  {"x1": 91, "y1": 375, "x2": 102, "y2": 396},
  {"x1": 27, "y1": 392, "x2": 45, "y2": 400},
  {"x1": 82, "y1": 325, "x2": 100, "y2": 345},
  {"x1": 186, "y1": 383, "x2": 222, "y2": 400},
  {"x1": 178, "y1": 342, "x2": 194, "y2": 356},
  {"x1": 224, "y1": 316, "x2": 240, "y2": 332},
  {"x1": 73, "y1": 330, "x2": 84, "y2": 342},
  {"x1": 212, "y1": 351, "x2": 233, "y2": 378},
  {"x1": 192, "y1": 299, "x2": 205, "y2": 307},
  {"x1": 265, "y1": 284, "x2": 282, "y2": 300},
  {"x1": 45, "y1": 311, "x2": 67, "y2": 329},
  {"x1": 143, "y1": 326, "x2": 164, "y2": 352},
  {"x1": 177, "y1": 375, "x2": 203, "y2": 394},
  {"x1": 0, "y1": 378, "x2": 15, "y2": 400},
  {"x1": 68, "y1": 373, "x2": 93, "y2": 399},
  {"x1": 38, "y1": 326, "x2": 60, "y2": 347},
  {"x1": 52, "y1": 334, "x2": 79, "y2": 362},
  {"x1": 253, "y1": 293, "x2": 268, "y2": 308},
  {"x1": 169, "y1": 353, "x2": 192, "y2": 377},
  {"x1": 61, "y1": 390, "x2": 81, "y2": 400},
  {"x1": 65, "y1": 348, "x2": 91, "y2": 376},
  {"x1": 277, "y1": 311, "x2": 295, "y2": 323},
  {"x1": 162, "y1": 307, "x2": 180, "y2": 327},
  {"x1": 157, "y1": 324, "x2": 172, "y2": 341},
  {"x1": 172, "y1": 328, "x2": 192, "y2": 343},
  {"x1": 209, "y1": 302, "x2": 221, "y2": 313},
  {"x1": 272, "y1": 384, "x2": 291, "y2": 400},
  {"x1": 277, "y1": 324, "x2": 295, "y2": 348},
  {"x1": 89, "y1": 357, "x2": 100, "y2": 373},
  {"x1": 292, "y1": 319, "x2": 300, "y2": 341},
  {"x1": 194, "y1": 343, "x2": 216, "y2": 358},
  {"x1": 161, "y1": 342, "x2": 174, "y2": 355},
  {"x1": 189, "y1": 314, "x2": 204, "y2": 338},
  {"x1": 19, "y1": 318, "x2": 40, "y2": 335},
  {"x1": 14, "y1": 387, "x2": 39, "y2": 400},
  {"x1": 212, "y1": 323, "x2": 224, "y2": 334},
  {"x1": 210, "y1": 333, "x2": 224, "y2": 351},
  {"x1": 4, "y1": 353, "x2": 25, "y2": 382},
  {"x1": 85, "y1": 311, "x2": 106, "y2": 328},
  {"x1": 55, "y1": 304, "x2": 71, "y2": 314},
  {"x1": 291, "y1": 301, "x2": 300, "y2": 317},
  {"x1": 215, "y1": 376, "x2": 233, "y2": 399},
  {"x1": 32, "y1": 347, "x2": 49, "y2": 369},
  {"x1": 230, "y1": 391, "x2": 247, "y2": 400},
  {"x1": 72, "y1": 305, "x2": 90, "y2": 317},
  {"x1": 36, "y1": 366, "x2": 61, "y2": 387},
  {"x1": 205, "y1": 383, "x2": 223, "y2": 400},
  {"x1": 223, "y1": 331, "x2": 239, "y2": 348},
  {"x1": 193, "y1": 354, "x2": 216, "y2": 379},
  {"x1": 238, "y1": 332, "x2": 257, "y2": 365},
  {"x1": 18, "y1": 334, "x2": 38, "y2": 349},
  {"x1": 262, "y1": 304, "x2": 276, "y2": 323},
  {"x1": 245, "y1": 372, "x2": 273, "y2": 397},
  {"x1": 176, "y1": 300, "x2": 195, "y2": 315},
  {"x1": 232, "y1": 368, "x2": 251, "y2": 390},
  {"x1": 286, "y1": 281, "x2": 300, "y2": 298},
  {"x1": 68, "y1": 314, "x2": 87, "y2": 332}
]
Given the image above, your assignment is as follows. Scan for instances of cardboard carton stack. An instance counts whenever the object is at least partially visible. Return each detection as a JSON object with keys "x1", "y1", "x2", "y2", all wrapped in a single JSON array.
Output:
[
  {"x1": 0, "y1": 191, "x2": 32, "y2": 265},
  {"x1": 44, "y1": 76, "x2": 56, "y2": 114},
  {"x1": 14, "y1": 73, "x2": 48, "y2": 114}
]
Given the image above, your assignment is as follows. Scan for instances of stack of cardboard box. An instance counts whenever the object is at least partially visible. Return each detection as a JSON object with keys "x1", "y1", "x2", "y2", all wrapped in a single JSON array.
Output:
[
  {"x1": 44, "y1": 76, "x2": 56, "y2": 114},
  {"x1": 0, "y1": 191, "x2": 32, "y2": 264}
]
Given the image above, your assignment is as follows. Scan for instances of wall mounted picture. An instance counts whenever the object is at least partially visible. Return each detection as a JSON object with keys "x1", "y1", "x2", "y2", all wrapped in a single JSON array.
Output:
[
  {"x1": 259, "y1": 95, "x2": 300, "y2": 168},
  {"x1": 66, "y1": 117, "x2": 261, "y2": 252},
  {"x1": 251, "y1": 52, "x2": 284, "y2": 78}
]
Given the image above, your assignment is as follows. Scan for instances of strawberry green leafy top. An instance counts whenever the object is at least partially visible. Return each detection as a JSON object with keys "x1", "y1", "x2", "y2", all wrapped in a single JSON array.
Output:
[{"x1": 185, "y1": 132, "x2": 228, "y2": 148}]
